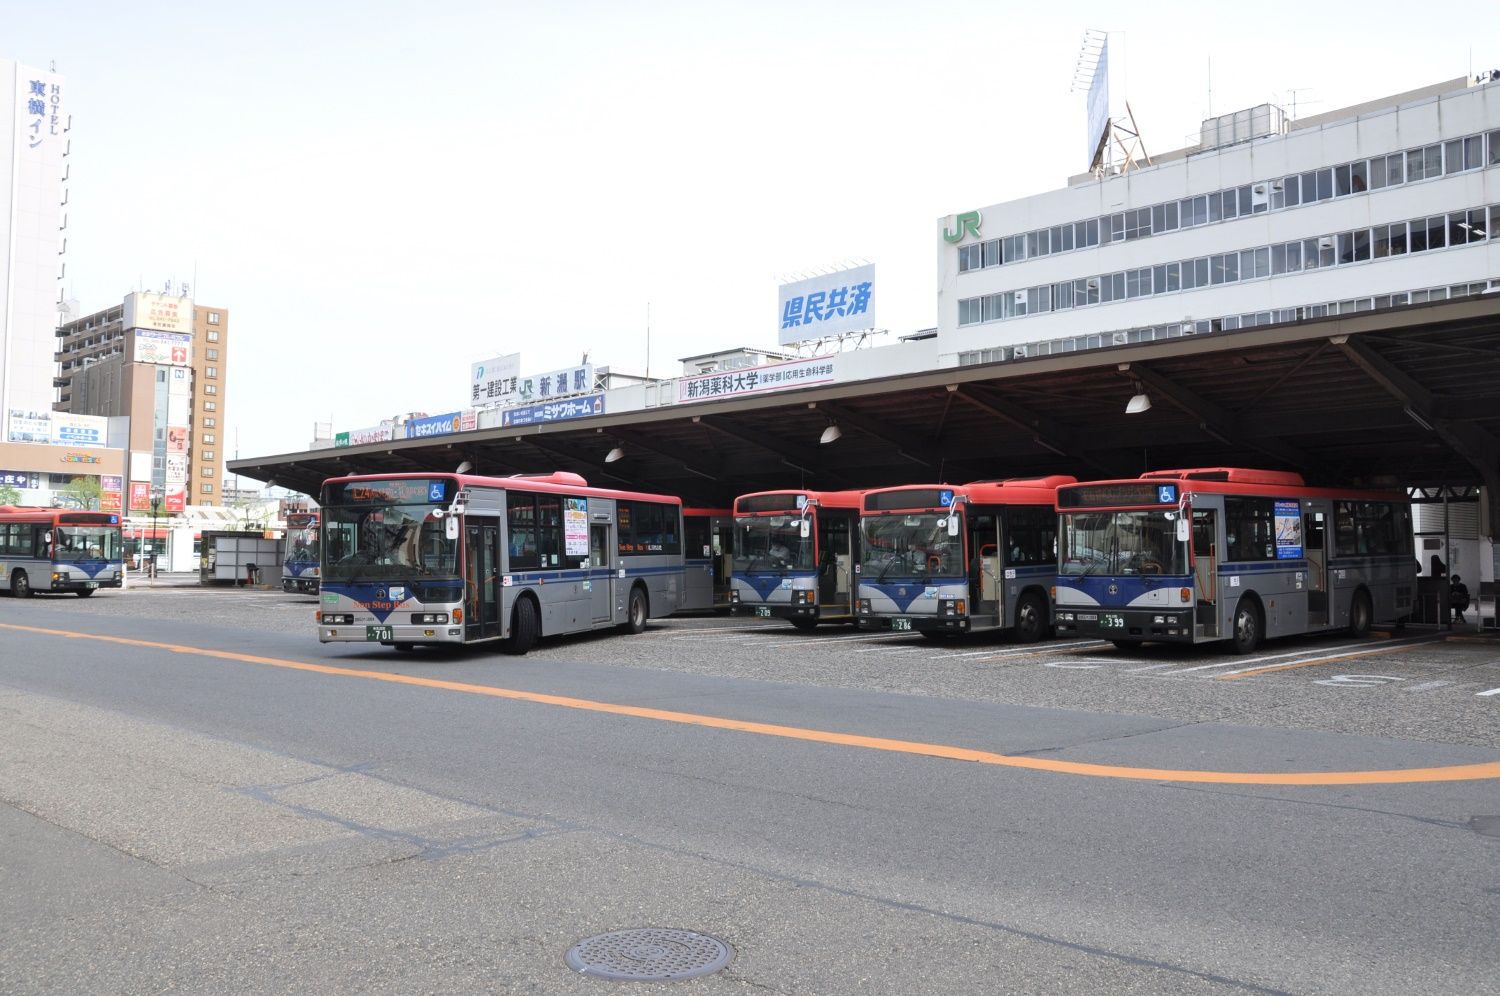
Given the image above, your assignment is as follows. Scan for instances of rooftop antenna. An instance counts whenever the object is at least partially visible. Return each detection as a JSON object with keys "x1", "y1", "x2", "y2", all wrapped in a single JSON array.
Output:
[
  {"x1": 1284, "y1": 88, "x2": 1321, "y2": 120},
  {"x1": 645, "y1": 302, "x2": 651, "y2": 379}
]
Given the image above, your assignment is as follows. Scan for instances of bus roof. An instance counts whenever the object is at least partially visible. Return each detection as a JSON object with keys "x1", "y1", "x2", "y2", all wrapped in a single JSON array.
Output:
[
  {"x1": 0, "y1": 506, "x2": 121, "y2": 524},
  {"x1": 682, "y1": 506, "x2": 732, "y2": 517},
  {"x1": 1057, "y1": 468, "x2": 1407, "y2": 510},
  {"x1": 733, "y1": 489, "x2": 864, "y2": 514},
  {"x1": 862, "y1": 476, "x2": 1076, "y2": 512},
  {"x1": 319, "y1": 471, "x2": 683, "y2": 506}
]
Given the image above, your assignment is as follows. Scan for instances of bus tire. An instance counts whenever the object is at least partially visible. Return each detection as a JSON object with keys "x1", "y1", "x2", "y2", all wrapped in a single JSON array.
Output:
[
  {"x1": 75, "y1": 588, "x2": 95, "y2": 598},
  {"x1": 1348, "y1": 589, "x2": 1373, "y2": 638},
  {"x1": 1111, "y1": 639, "x2": 1142, "y2": 652},
  {"x1": 11, "y1": 570, "x2": 32, "y2": 599},
  {"x1": 919, "y1": 629, "x2": 950, "y2": 642},
  {"x1": 791, "y1": 617, "x2": 818, "y2": 631},
  {"x1": 1231, "y1": 598, "x2": 1262, "y2": 654},
  {"x1": 621, "y1": 586, "x2": 648, "y2": 634},
  {"x1": 393, "y1": 642, "x2": 415, "y2": 652},
  {"x1": 504, "y1": 596, "x2": 539, "y2": 654},
  {"x1": 1014, "y1": 592, "x2": 1048, "y2": 643}
]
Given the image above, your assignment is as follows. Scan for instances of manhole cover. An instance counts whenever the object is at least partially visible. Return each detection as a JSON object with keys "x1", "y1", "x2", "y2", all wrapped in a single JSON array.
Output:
[{"x1": 566, "y1": 928, "x2": 733, "y2": 981}]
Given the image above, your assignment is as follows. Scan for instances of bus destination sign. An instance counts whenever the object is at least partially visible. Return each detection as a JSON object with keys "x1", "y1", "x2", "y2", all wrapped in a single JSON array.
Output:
[
  {"x1": 338, "y1": 479, "x2": 449, "y2": 505},
  {"x1": 1057, "y1": 482, "x2": 1177, "y2": 510}
]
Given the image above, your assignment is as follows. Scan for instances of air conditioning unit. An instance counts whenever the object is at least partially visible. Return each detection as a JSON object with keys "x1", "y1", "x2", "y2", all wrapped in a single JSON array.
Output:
[
  {"x1": 1012, "y1": 344, "x2": 1029, "y2": 359},
  {"x1": 1271, "y1": 179, "x2": 1284, "y2": 191},
  {"x1": 1319, "y1": 236, "x2": 1335, "y2": 249},
  {"x1": 1253, "y1": 184, "x2": 1267, "y2": 195},
  {"x1": 1086, "y1": 277, "x2": 1100, "y2": 290},
  {"x1": 1111, "y1": 331, "x2": 1130, "y2": 345}
]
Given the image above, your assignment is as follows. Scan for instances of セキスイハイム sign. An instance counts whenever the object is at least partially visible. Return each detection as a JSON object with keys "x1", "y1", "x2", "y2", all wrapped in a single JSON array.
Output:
[{"x1": 777, "y1": 264, "x2": 875, "y2": 346}]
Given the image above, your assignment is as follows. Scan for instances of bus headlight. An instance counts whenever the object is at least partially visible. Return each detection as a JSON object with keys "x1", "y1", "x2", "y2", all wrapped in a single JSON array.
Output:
[
  {"x1": 729, "y1": 589, "x2": 740, "y2": 603},
  {"x1": 1057, "y1": 611, "x2": 1075, "y2": 621},
  {"x1": 321, "y1": 613, "x2": 354, "y2": 625},
  {"x1": 411, "y1": 612, "x2": 448, "y2": 624},
  {"x1": 859, "y1": 598, "x2": 872, "y2": 614},
  {"x1": 792, "y1": 590, "x2": 815, "y2": 605},
  {"x1": 939, "y1": 599, "x2": 967, "y2": 617}
]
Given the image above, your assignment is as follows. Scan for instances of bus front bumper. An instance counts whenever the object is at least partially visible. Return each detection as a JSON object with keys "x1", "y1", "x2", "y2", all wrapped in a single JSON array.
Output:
[
  {"x1": 284, "y1": 576, "x2": 319, "y2": 593},
  {"x1": 319, "y1": 623, "x2": 465, "y2": 645},
  {"x1": 859, "y1": 611, "x2": 969, "y2": 634},
  {"x1": 1053, "y1": 608, "x2": 1193, "y2": 642},
  {"x1": 51, "y1": 573, "x2": 121, "y2": 592}
]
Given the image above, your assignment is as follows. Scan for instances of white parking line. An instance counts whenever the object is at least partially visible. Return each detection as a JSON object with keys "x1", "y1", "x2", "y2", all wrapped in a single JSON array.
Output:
[
  {"x1": 1478, "y1": 686, "x2": 1500, "y2": 697},
  {"x1": 1405, "y1": 680, "x2": 1454, "y2": 693},
  {"x1": 1159, "y1": 639, "x2": 1413, "y2": 676}
]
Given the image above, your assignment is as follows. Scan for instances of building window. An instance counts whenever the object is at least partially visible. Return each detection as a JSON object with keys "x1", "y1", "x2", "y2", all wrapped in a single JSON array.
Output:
[
  {"x1": 201, "y1": 483, "x2": 214, "y2": 494},
  {"x1": 202, "y1": 433, "x2": 215, "y2": 445},
  {"x1": 201, "y1": 467, "x2": 214, "y2": 478},
  {"x1": 206, "y1": 349, "x2": 219, "y2": 361},
  {"x1": 203, "y1": 417, "x2": 216, "y2": 428},
  {"x1": 207, "y1": 330, "x2": 220, "y2": 342},
  {"x1": 203, "y1": 401, "x2": 216, "y2": 411},
  {"x1": 203, "y1": 384, "x2": 217, "y2": 395},
  {"x1": 202, "y1": 450, "x2": 214, "y2": 461},
  {"x1": 207, "y1": 312, "x2": 221, "y2": 325},
  {"x1": 205, "y1": 366, "x2": 217, "y2": 378}
]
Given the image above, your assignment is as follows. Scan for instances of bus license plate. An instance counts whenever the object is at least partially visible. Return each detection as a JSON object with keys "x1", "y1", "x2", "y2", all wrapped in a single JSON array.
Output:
[
  {"x1": 85, "y1": 581, "x2": 98, "y2": 589},
  {"x1": 1101, "y1": 614, "x2": 1125, "y2": 629},
  {"x1": 366, "y1": 625, "x2": 393, "y2": 641},
  {"x1": 754, "y1": 606, "x2": 771, "y2": 618},
  {"x1": 892, "y1": 617, "x2": 912, "y2": 631}
]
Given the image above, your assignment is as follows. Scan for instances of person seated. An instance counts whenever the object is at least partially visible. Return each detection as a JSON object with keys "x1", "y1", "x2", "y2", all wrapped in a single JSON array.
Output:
[{"x1": 1449, "y1": 575, "x2": 1471, "y2": 623}]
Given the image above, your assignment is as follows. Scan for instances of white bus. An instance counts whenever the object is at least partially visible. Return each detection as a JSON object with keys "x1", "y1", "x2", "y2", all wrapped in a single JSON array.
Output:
[{"x1": 317, "y1": 472, "x2": 684, "y2": 654}]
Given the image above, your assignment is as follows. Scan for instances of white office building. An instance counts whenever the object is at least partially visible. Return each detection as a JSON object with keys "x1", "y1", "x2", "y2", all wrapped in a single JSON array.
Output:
[
  {"x1": 938, "y1": 74, "x2": 1500, "y2": 364},
  {"x1": 0, "y1": 59, "x2": 69, "y2": 431}
]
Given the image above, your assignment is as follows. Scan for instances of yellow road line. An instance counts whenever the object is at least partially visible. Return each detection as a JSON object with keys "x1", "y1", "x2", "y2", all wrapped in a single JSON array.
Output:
[
  {"x1": 5, "y1": 622, "x2": 1498, "y2": 787},
  {"x1": 1218, "y1": 642, "x2": 1423, "y2": 680}
]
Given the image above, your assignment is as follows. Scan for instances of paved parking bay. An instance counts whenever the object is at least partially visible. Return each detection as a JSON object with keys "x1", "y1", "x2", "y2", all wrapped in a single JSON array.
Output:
[{"x1": 2, "y1": 585, "x2": 1497, "y2": 994}]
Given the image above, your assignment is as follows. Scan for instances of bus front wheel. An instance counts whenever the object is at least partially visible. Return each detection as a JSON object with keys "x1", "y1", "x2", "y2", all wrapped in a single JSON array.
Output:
[
  {"x1": 621, "y1": 587, "x2": 648, "y2": 635},
  {"x1": 1231, "y1": 599, "x2": 1262, "y2": 654},
  {"x1": 75, "y1": 587, "x2": 95, "y2": 598},
  {"x1": 790, "y1": 617, "x2": 818, "y2": 631},
  {"x1": 1348, "y1": 590, "x2": 1373, "y2": 638},
  {"x1": 1013, "y1": 592, "x2": 1047, "y2": 643},
  {"x1": 11, "y1": 570, "x2": 32, "y2": 598},
  {"x1": 504, "y1": 597, "x2": 539, "y2": 654}
]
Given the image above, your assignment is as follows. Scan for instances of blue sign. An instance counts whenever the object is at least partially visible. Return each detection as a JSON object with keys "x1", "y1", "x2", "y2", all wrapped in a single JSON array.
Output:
[
  {"x1": 501, "y1": 394, "x2": 605, "y2": 428},
  {"x1": 939, "y1": 489, "x2": 955, "y2": 507},
  {"x1": 1157, "y1": 485, "x2": 1178, "y2": 504},
  {"x1": 405, "y1": 412, "x2": 463, "y2": 439},
  {"x1": 428, "y1": 481, "x2": 447, "y2": 502}
]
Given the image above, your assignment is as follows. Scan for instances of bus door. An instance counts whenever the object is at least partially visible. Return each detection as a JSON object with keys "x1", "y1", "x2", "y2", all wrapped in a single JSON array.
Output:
[
  {"x1": 817, "y1": 511, "x2": 852, "y2": 613},
  {"x1": 466, "y1": 521, "x2": 502, "y2": 640},
  {"x1": 589, "y1": 523, "x2": 613, "y2": 623},
  {"x1": 1302, "y1": 501, "x2": 1329, "y2": 626},
  {"x1": 1192, "y1": 508, "x2": 1220, "y2": 637},
  {"x1": 970, "y1": 511, "x2": 1000, "y2": 622},
  {"x1": 713, "y1": 518, "x2": 733, "y2": 603}
]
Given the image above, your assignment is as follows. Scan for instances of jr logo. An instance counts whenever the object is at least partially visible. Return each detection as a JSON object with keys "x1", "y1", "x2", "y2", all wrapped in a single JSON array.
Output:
[{"x1": 943, "y1": 210, "x2": 982, "y2": 244}]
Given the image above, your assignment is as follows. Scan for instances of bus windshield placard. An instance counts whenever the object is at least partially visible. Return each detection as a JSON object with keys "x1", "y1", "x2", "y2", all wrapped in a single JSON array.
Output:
[
  {"x1": 864, "y1": 488, "x2": 955, "y2": 512},
  {"x1": 737, "y1": 493, "x2": 805, "y2": 514},
  {"x1": 1057, "y1": 482, "x2": 1177, "y2": 510},
  {"x1": 334, "y1": 479, "x2": 448, "y2": 505}
]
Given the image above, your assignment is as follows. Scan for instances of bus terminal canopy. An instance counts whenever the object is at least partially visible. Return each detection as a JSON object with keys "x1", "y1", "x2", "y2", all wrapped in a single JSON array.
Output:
[{"x1": 229, "y1": 297, "x2": 1500, "y2": 534}]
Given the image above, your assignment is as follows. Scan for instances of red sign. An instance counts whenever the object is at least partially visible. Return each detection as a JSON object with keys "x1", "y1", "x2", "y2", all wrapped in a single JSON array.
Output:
[
  {"x1": 129, "y1": 482, "x2": 150, "y2": 511},
  {"x1": 101, "y1": 490, "x2": 122, "y2": 513},
  {"x1": 165, "y1": 485, "x2": 186, "y2": 513}
]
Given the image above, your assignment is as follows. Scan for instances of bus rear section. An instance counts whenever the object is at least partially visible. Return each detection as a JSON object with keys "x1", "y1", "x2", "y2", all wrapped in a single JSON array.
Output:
[
  {"x1": 317, "y1": 472, "x2": 685, "y2": 654},
  {"x1": 282, "y1": 510, "x2": 320, "y2": 593},
  {"x1": 857, "y1": 477, "x2": 1071, "y2": 641},
  {"x1": 1052, "y1": 469, "x2": 1416, "y2": 653},
  {"x1": 729, "y1": 489, "x2": 862, "y2": 629},
  {"x1": 0, "y1": 507, "x2": 124, "y2": 597},
  {"x1": 681, "y1": 507, "x2": 733, "y2": 611}
]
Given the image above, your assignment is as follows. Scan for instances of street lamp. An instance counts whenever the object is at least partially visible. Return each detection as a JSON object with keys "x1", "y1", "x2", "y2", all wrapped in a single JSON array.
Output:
[{"x1": 149, "y1": 488, "x2": 164, "y2": 582}]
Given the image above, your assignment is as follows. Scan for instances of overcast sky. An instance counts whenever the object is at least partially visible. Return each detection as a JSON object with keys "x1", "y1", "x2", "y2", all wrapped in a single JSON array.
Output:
[{"x1": 11, "y1": 1, "x2": 1498, "y2": 463}]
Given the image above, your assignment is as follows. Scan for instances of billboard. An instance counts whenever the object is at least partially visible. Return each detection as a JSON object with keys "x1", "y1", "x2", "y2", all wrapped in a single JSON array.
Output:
[
  {"x1": 334, "y1": 425, "x2": 394, "y2": 448},
  {"x1": 777, "y1": 265, "x2": 876, "y2": 345},
  {"x1": 470, "y1": 353, "x2": 521, "y2": 407},
  {"x1": 165, "y1": 454, "x2": 188, "y2": 483},
  {"x1": 49, "y1": 413, "x2": 107, "y2": 446},
  {"x1": 166, "y1": 426, "x2": 188, "y2": 453},
  {"x1": 133, "y1": 329, "x2": 193, "y2": 366},
  {"x1": 168, "y1": 366, "x2": 192, "y2": 395},
  {"x1": 404, "y1": 412, "x2": 464, "y2": 439},
  {"x1": 164, "y1": 485, "x2": 185, "y2": 513},
  {"x1": 677, "y1": 356, "x2": 838, "y2": 404},
  {"x1": 1084, "y1": 35, "x2": 1117, "y2": 169},
  {"x1": 6, "y1": 410, "x2": 51, "y2": 443},
  {"x1": 168, "y1": 395, "x2": 190, "y2": 426},
  {"x1": 129, "y1": 482, "x2": 151, "y2": 511},
  {"x1": 500, "y1": 394, "x2": 605, "y2": 428},
  {"x1": 100, "y1": 475, "x2": 123, "y2": 513},
  {"x1": 124, "y1": 292, "x2": 192, "y2": 334},
  {"x1": 0, "y1": 470, "x2": 42, "y2": 489}
]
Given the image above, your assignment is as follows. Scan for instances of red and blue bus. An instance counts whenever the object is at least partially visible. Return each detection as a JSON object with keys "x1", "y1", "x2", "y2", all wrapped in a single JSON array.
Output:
[
  {"x1": 1053, "y1": 469, "x2": 1417, "y2": 653},
  {"x1": 0, "y1": 506, "x2": 124, "y2": 597},
  {"x1": 729, "y1": 489, "x2": 864, "y2": 628}
]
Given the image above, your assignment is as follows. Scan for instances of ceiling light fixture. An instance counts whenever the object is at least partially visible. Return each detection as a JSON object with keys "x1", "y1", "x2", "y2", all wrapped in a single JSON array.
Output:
[
  {"x1": 819, "y1": 424, "x2": 843, "y2": 445},
  {"x1": 1125, "y1": 383, "x2": 1152, "y2": 414},
  {"x1": 604, "y1": 447, "x2": 625, "y2": 463}
]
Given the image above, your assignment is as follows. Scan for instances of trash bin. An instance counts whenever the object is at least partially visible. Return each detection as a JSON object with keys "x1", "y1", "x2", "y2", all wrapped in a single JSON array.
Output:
[{"x1": 246, "y1": 563, "x2": 259, "y2": 587}]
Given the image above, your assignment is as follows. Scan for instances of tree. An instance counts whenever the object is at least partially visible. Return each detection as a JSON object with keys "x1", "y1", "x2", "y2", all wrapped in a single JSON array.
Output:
[
  {"x1": 57, "y1": 475, "x2": 103, "y2": 510},
  {"x1": 0, "y1": 483, "x2": 20, "y2": 506}
]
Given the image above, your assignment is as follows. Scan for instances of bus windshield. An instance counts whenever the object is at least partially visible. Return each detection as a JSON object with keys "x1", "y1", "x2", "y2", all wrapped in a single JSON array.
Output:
[
  {"x1": 286, "y1": 515, "x2": 319, "y2": 565},
  {"x1": 860, "y1": 512, "x2": 963, "y2": 579},
  {"x1": 54, "y1": 526, "x2": 122, "y2": 562},
  {"x1": 322, "y1": 503, "x2": 457, "y2": 581},
  {"x1": 1060, "y1": 510, "x2": 1188, "y2": 576},
  {"x1": 732, "y1": 515, "x2": 813, "y2": 572}
]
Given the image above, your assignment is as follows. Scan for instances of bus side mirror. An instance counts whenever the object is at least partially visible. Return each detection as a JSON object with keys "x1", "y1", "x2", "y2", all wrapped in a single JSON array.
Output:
[
  {"x1": 946, "y1": 515, "x2": 960, "y2": 538},
  {"x1": 1176, "y1": 517, "x2": 1190, "y2": 543},
  {"x1": 798, "y1": 518, "x2": 810, "y2": 539},
  {"x1": 43, "y1": 531, "x2": 52, "y2": 544},
  {"x1": 445, "y1": 517, "x2": 459, "y2": 541}
]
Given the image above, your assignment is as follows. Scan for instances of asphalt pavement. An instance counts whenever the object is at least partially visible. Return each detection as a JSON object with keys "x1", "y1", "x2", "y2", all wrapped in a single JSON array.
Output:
[{"x1": 1, "y1": 587, "x2": 1497, "y2": 994}]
